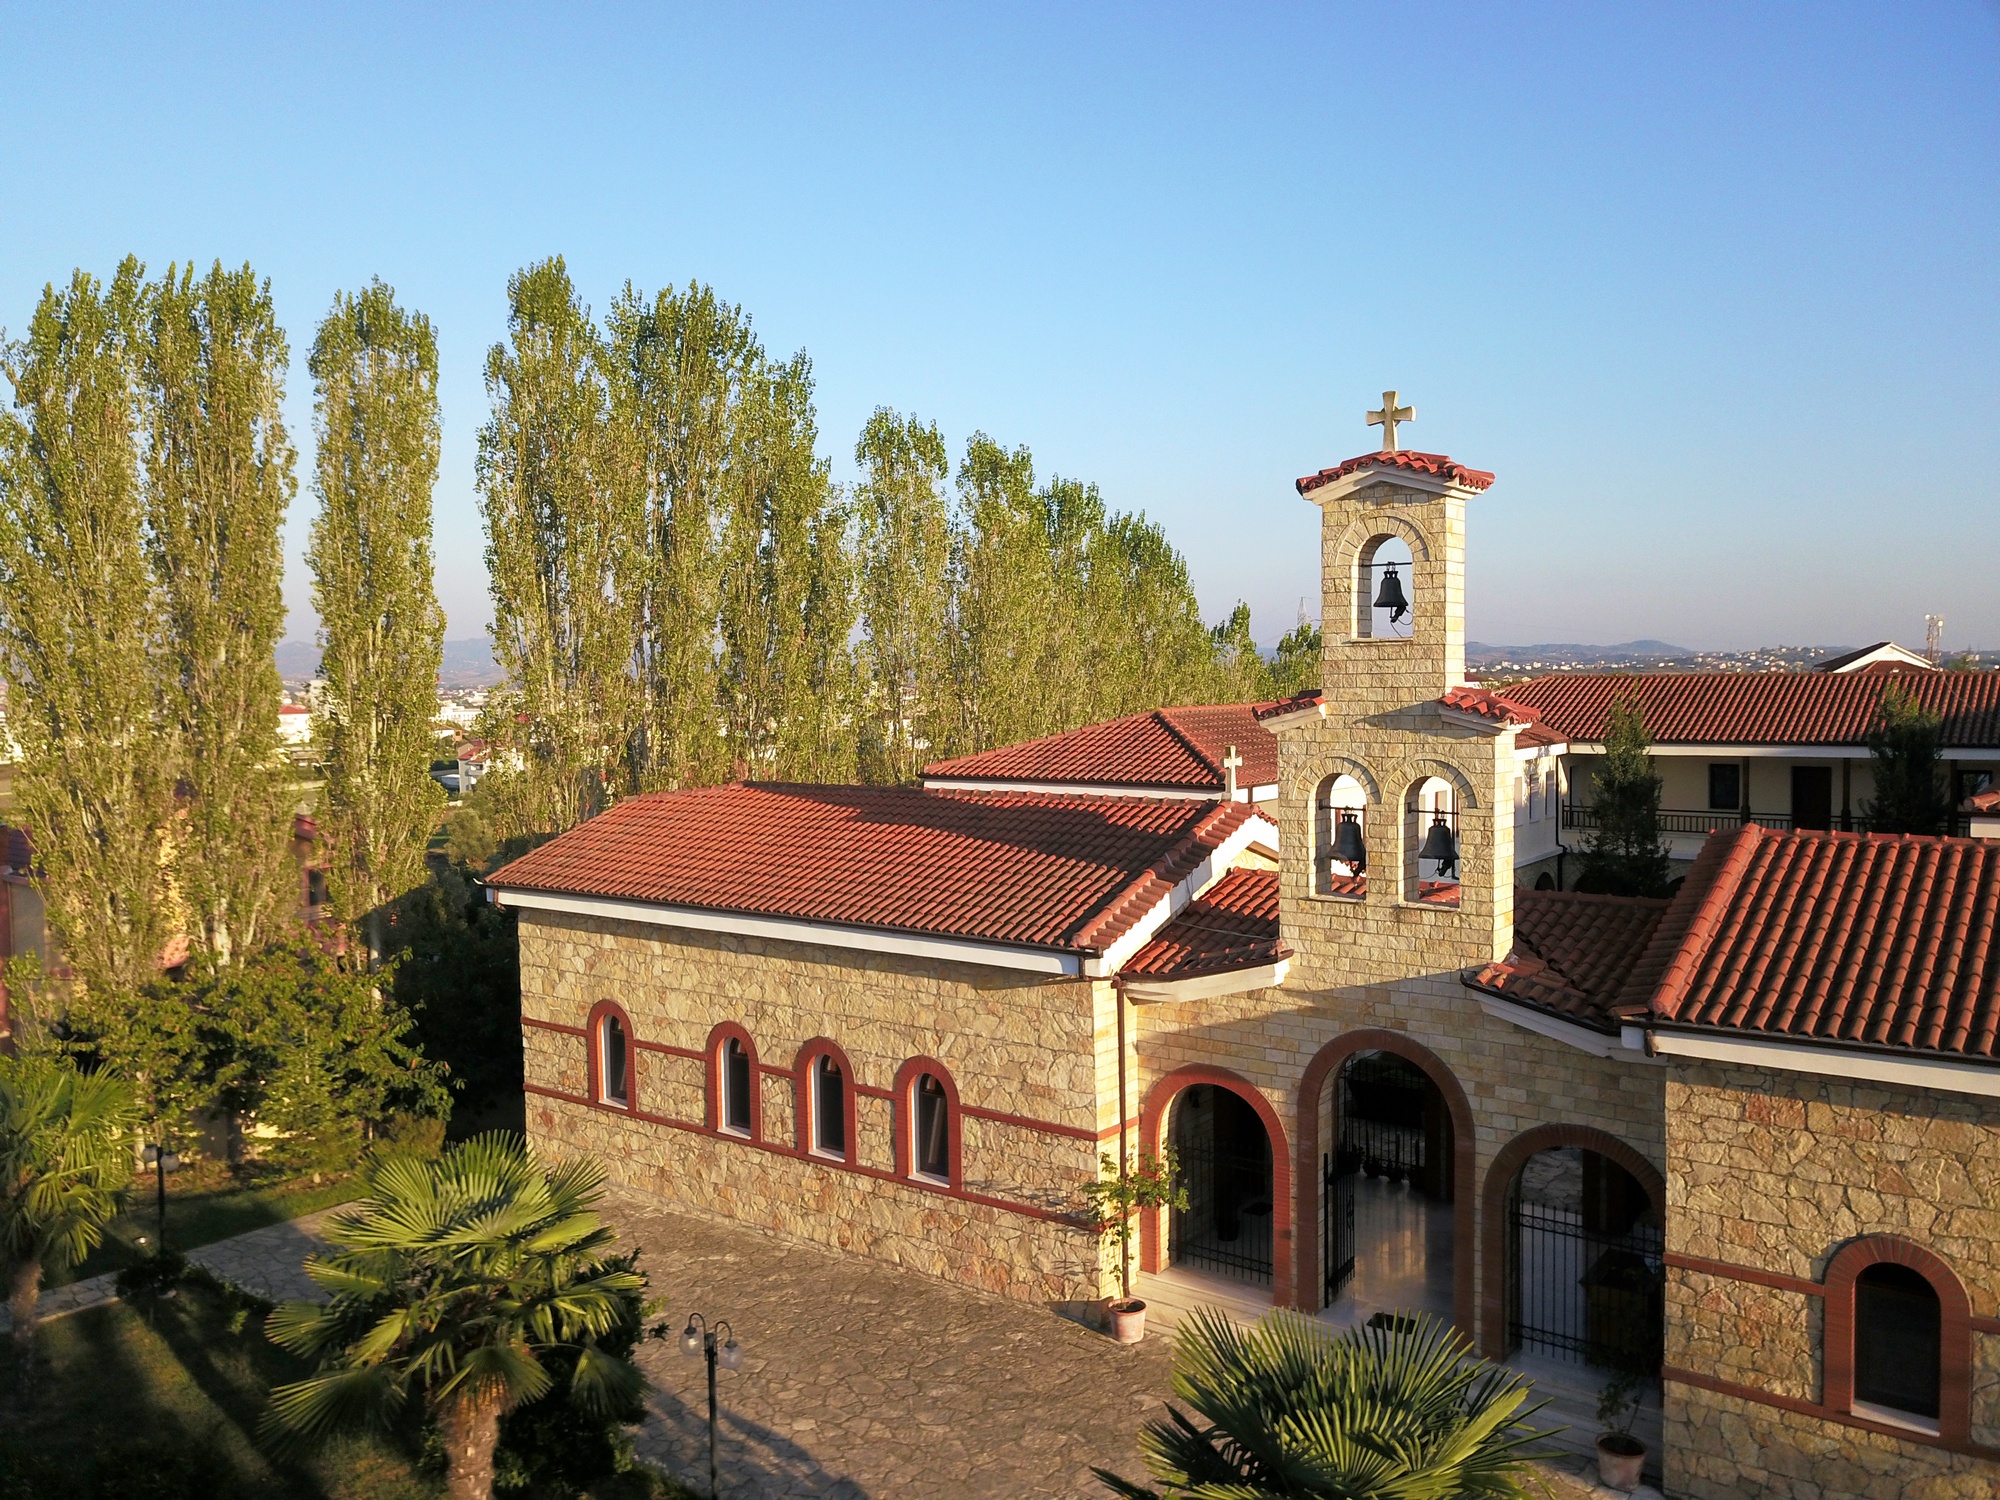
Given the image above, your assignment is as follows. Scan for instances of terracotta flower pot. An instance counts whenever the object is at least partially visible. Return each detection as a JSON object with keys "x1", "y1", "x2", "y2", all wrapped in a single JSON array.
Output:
[
  {"x1": 1595, "y1": 1433, "x2": 1646, "y2": 1492},
  {"x1": 1107, "y1": 1298, "x2": 1147, "y2": 1344}
]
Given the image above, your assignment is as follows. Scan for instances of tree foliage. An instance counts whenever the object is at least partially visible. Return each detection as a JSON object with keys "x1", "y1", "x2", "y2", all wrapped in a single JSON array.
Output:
[
  {"x1": 1862, "y1": 683, "x2": 1954, "y2": 836},
  {"x1": 307, "y1": 280, "x2": 447, "y2": 960},
  {"x1": 388, "y1": 858, "x2": 524, "y2": 1123},
  {"x1": 1574, "y1": 697, "x2": 1672, "y2": 898},
  {"x1": 1095, "y1": 1308, "x2": 1549, "y2": 1499}
]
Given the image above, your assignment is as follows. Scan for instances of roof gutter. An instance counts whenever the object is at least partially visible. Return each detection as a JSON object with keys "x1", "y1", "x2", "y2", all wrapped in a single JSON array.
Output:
[{"x1": 1636, "y1": 1025, "x2": 2000, "y2": 1099}]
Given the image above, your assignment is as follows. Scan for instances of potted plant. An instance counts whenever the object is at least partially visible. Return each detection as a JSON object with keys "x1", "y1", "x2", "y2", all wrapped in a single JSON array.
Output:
[
  {"x1": 1081, "y1": 1147, "x2": 1187, "y2": 1343},
  {"x1": 1595, "y1": 1370, "x2": 1648, "y2": 1491}
]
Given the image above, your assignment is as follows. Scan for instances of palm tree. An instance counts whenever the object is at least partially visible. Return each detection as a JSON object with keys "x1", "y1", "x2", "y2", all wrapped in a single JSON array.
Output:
[
  {"x1": 263, "y1": 1132, "x2": 648, "y2": 1500},
  {"x1": 0, "y1": 1054, "x2": 139, "y2": 1405},
  {"x1": 1096, "y1": 1308, "x2": 1552, "y2": 1499}
]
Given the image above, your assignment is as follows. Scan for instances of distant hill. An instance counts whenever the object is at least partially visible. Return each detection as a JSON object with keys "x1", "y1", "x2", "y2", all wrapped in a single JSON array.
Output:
[
  {"x1": 275, "y1": 637, "x2": 503, "y2": 688},
  {"x1": 1467, "y1": 640, "x2": 1695, "y2": 664}
]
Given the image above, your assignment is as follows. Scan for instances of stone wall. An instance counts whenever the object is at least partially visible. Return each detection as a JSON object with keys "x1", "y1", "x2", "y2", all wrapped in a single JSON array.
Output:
[
  {"x1": 517, "y1": 907, "x2": 1112, "y2": 1304},
  {"x1": 1664, "y1": 1063, "x2": 2000, "y2": 1498}
]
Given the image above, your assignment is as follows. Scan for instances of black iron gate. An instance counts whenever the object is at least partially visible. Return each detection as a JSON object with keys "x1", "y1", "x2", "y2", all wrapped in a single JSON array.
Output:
[
  {"x1": 1323, "y1": 1152, "x2": 1355, "y2": 1301},
  {"x1": 1170, "y1": 1138, "x2": 1273, "y2": 1283},
  {"x1": 1509, "y1": 1199, "x2": 1664, "y2": 1372},
  {"x1": 1341, "y1": 1053, "x2": 1428, "y2": 1183}
]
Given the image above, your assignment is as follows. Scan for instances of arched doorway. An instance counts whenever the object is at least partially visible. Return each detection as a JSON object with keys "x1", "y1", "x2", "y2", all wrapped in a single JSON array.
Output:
[
  {"x1": 1322, "y1": 1050, "x2": 1455, "y2": 1326},
  {"x1": 1169, "y1": 1084, "x2": 1275, "y2": 1286},
  {"x1": 1500, "y1": 1144, "x2": 1663, "y2": 1375}
]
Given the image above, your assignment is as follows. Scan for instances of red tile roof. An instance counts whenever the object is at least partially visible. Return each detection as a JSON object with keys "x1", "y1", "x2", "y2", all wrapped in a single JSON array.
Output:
[
  {"x1": 1617, "y1": 825, "x2": 2000, "y2": 1061},
  {"x1": 1296, "y1": 450, "x2": 1496, "y2": 496},
  {"x1": 1506, "y1": 671, "x2": 2000, "y2": 749},
  {"x1": 1464, "y1": 891, "x2": 1671, "y2": 1032},
  {"x1": 1440, "y1": 685, "x2": 1540, "y2": 727},
  {"x1": 1966, "y1": 787, "x2": 2000, "y2": 815},
  {"x1": 487, "y1": 783, "x2": 1273, "y2": 959},
  {"x1": 922, "y1": 704, "x2": 1280, "y2": 795},
  {"x1": 1121, "y1": 867, "x2": 1289, "y2": 980}
]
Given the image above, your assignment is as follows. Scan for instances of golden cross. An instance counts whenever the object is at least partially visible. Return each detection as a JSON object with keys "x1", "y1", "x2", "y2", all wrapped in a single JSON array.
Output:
[{"x1": 1366, "y1": 391, "x2": 1413, "y2": 452}]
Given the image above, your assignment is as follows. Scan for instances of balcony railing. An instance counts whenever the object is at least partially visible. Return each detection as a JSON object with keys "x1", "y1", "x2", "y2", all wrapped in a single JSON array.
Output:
[{"x1": 1563, "y1": 805, "x2": 1973, "y2": 837}]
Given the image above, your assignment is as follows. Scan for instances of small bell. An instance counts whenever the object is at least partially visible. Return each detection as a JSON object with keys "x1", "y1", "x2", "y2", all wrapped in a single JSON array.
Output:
[
  {"x1": 1330, "y1": 811, "x2": 1366, "y2": 871},
  {"x1": 1418, "y1": 814, "x2": 1458, "y2": 878},
  {"x1": 1373, "y1": 564, "x2": 1409, "y2": 624}
]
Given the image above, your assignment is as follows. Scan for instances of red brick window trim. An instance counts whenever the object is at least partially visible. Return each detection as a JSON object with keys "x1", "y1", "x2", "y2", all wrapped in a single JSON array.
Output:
[
  {"x1": 1823, "y1": 1236, "x2": 1973, "y2": 1446},
  {"x1": 795, "y1": 1038, "x2": 858, "y2": 1163},
  {"x1": 585, "y1": 1000, "x2": 637, "y2": 1111},
  {"x1": 705, "y1": 1022, "x2": 761, "y2": 1141},
  {"x1": 892, "y1": 1057, "x2": 962, "y2": 1190}
]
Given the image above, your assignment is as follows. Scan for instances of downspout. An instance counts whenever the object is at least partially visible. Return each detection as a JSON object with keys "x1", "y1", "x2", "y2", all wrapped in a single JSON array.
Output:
[{"x1": 1116, "y1": 977, "x2": 1131, "y2": 1300}]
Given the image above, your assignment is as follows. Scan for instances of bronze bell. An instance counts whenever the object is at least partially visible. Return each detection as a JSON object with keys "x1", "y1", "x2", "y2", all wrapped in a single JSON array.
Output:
[
  {"x1": 1330, "y1": 810, "x2": 1366, "y2": 871},
  {"x1": 1373, "y1": 564, "x2": 1409, "y2": 624},
  {"x1": 1418, "y1": 813, "x2": 1458, "y2": 877}
]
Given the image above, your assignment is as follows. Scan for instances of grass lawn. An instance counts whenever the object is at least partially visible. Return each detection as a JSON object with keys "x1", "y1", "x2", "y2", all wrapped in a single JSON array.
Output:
[
  {"x1": 0, "y1": 1281, "x2": 689, "y2": 1500},
  {"x1": 52, "y1": 1160, "x2": 361, "y2": 1288}
]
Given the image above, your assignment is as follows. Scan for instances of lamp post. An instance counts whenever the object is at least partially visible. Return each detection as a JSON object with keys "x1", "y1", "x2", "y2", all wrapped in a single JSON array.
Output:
[
  {"x1": 140, "y1": 1142, "x2": 181, "y2": 1251},
  {"x1": 679, "y1": 1312, "x2": 743, "y2": 1498}
]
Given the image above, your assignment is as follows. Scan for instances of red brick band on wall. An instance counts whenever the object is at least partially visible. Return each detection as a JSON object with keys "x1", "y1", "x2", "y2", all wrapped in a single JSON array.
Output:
[
  {"x1": 1294, "y1": 1030, "x2": 1476, "y2": 1330},
  {"x1": 1138, "y1": 1064, "x2": 1295, "y2": 1310},
  {"x1": 1479, "y1": 1123, "x2": 1665, "y2": 1360}
]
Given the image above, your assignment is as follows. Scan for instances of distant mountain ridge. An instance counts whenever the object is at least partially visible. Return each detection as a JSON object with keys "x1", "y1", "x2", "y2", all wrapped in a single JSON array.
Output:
[
  {"x1": 1467, "y1": 640, "x2": 1695, "y2": 664},
  {"x1": 276, "y1": 637, "x2": 502, "y2": 687}
]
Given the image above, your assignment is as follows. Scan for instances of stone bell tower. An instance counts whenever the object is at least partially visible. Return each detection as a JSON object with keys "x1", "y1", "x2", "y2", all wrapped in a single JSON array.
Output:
[{"x1": 1265, "y1": 393, "x2": 1514, "y2": 984}]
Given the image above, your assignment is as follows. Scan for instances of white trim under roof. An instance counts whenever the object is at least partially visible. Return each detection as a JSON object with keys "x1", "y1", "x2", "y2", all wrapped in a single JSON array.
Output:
[
  {"x1": 920, "y1": 775, "x2": 1278, "y2": 804},
  {"x1": 1122, "y1": 958, "x2": 1290, "y2": 1005},
  {"x1": 1563, "y1": 742, "x2": 1998, "y2": 758},
  {"x1": 1644, "y1": 1028, "x2": 2000, "y2": 1099},
  {"x1": 1475, "y1": 994, "x2": 1665, "y2": 1063},
  {"x1": 490, "y1": 888, "x2": 1087, "y2": 975},
  {"x1": 1299, "y1": 467, "x2": 1486, "y2": 507},
  {"x1": 1091, "y1": 811, "x2": 1283, "y2": 977}
]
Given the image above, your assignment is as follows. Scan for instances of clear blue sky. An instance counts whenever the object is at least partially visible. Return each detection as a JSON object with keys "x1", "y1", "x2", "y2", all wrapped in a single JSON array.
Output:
[{"x1": 4, "y1": 3, "x2": 1996, "y2": 652}]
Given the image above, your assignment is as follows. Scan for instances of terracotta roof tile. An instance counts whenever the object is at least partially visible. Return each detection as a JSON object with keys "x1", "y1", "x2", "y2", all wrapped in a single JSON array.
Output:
[
  {"x1": 488, "y1": 783, "x2": 1271, "y2": 958},
  {"x1": 1965, "y1": 787, "x2": 2000, "y2": 815},
  {"x1": 1440, "y1": 685, "x2": 1541, "y2": 726},
  {"x1": 1120, "y1": 867, "x2": 1289, "y2": 980},
  {"x1": 922, "y1": 704, "x2": 1279, "y2": 794},
  {"x1": 1464, "y1": 891, "x2": 1670, "y2": 1032},
  {"x1": 1506, "y1": 671, "x2": 2000, "y2": 749},
  {"x1": 1296, "y1": 450, "x2": 1496, "y2": 496}
]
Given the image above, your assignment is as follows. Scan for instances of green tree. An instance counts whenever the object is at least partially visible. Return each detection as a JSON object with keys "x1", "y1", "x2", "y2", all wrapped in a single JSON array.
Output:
[
  {"x1": 1208, "y1": 602, "x2": 1270, "y2": 703},
  {"x1": 140, "y1": 261, "x2": 298, "y2": 965},
  {"x1": 1574, "y1": 697, "x2": 1672, "y2": 897},
  {"x1": 183, "y1": 937, "x2": 446, "y2": 1173},
  {"x1": 1266, "y1": 619, "x2": 1322, "y2": 700},
  {"x1": 952, "y1": 433, "x2": 1056, "y2": 750},
  {"x1": 854, "y1": 408, "x2": 955, "y2": 781},
  {"x1": 1095, "y1": 1309, "x2": 1548, "y2": 1499},
  {"x1": 1083, "y1": 510, "x2": 1225, "y2": 716},
  {"x1": 0, "y1": 263, "x2": 180, "y2": 1027},
  {"x1": 307, "y1": 281, "x2": 448, "y2": 962},
  {"x1": 478, "y1": 259, "x2": 636, "y2": 839},
  {"x1": 0, "y1": 1055, "x2": 138, "y2": 1405},
  {"x1": 263, "y1": 1134, "x2": 647, "y2": 1500},
  {"x1": 388, "y1": 859, "x2": 523, "y2": 1122},
  {"x1": 1862, "y1": 683, "x2": 1954, "y2": 835}
]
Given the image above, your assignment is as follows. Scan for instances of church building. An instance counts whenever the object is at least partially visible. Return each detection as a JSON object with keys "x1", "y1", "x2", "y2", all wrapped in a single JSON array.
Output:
[{"x1": 491, "y1": 411, "x2": 2000, "y2": 1500}]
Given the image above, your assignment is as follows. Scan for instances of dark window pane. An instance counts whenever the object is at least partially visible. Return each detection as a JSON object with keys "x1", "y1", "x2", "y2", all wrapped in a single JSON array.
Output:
[
  {"x1": 814, "y1": 1055, "x2": 845, "y2": 1156},
  {"x1": 603, "y1": 1016, "x2": 629, "y2": 1104},
  {"x1": 915, "y1": 1074, "x2": 949, "y2": 1178},
  {"x1": 1854, "y1": 1263, "x2": 1940, "y2": 1418},
  {"x1": 1708, "y1": 764, "x2": 1740, "y2": 811},
  {"x1": 725, "y1": 1039, "x2": 752, "y2": 1133}
]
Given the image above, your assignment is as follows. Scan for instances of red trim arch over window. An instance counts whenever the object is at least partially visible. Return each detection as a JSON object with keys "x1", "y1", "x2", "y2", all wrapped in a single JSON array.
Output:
[
  {"x1": 584, "y1": 999, "x2": 638, "y2": 1110},
  {"x1": 705, "y1": 1022, "x2": 761, "y2": 1140},
  {"x1": 892, "y1": 1057, "x2": 962, "y2": 1190},
  {"x1": 794, "y1": 1038, "x2": 859, "y2": 1161},
  {"x1": 1824, "y1": 1235, "x2": 1974, "y2": 1445}
]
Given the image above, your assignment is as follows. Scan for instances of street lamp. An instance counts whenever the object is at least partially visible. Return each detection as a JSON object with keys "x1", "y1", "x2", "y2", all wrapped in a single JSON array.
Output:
[
  {"x1": 680, "y1": 1311, "x2": 743, "y2": 1498},
  {"x1": 140, "y1": 1142, "x2": 181, "y2": 1251}
]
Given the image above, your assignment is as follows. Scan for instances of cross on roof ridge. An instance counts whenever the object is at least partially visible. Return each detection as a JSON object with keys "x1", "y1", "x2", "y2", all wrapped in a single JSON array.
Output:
[{"x1": 1366, "y1": 390, "x2": 1413, "y2": 452}]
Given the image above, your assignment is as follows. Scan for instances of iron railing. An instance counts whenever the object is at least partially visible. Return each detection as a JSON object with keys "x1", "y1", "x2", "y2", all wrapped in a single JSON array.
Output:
[
  {"x1": 1509, "y1": 1202, "x2": 1664, "y2": 1373},
  {"x1": 1563, "y1": 805, "x2": 1974, "y2": 837},
  {"x1": 1171, "y1": 1140, "x2": 1274, "y2": 1283}
]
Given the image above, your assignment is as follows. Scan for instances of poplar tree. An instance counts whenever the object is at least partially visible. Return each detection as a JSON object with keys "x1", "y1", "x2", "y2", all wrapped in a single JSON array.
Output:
[
  {"x1": 139, "y1": 261, "x2": 298, "y2": 965},
  {"x1": 854, "y1": 409, "x2": 954, "y2": 782},
  {"x1": 0, "y1": 263, "x2": 178, "y2": 1020},
  {"x1": 478, "y1": 259, "x2": 635, "y2": 836},
  {"x1": 954, "y1": 434, "x2": 1056, "y2": 750},
  {"x1": 306, "y1": 282, "x2": 447, "y2": 961},
  {"x1": 1575, "y1": 698, "x2": 1672, "y2": 897}
]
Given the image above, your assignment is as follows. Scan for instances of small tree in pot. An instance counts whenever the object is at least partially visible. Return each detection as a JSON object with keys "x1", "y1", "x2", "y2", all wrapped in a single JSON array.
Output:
[
  {"x1": 1596, "y1": 1370, "x2": 1648, "y2": 1491},
  {"x1": 1082, "y1": 1148, "x2": 1188, "y2": 1343}
]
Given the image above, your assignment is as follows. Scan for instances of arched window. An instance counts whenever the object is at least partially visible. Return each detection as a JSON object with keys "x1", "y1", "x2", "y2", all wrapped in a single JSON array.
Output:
[
  {"x1": 1314, "y1": 774, "x2": 1367, "y2": 898},
  {"x1": 1355, "y1": 535, "x2": 1415, "y2": 640},
  {"x1": 1407, "y1": 776, "x2": 1460, "y2": 906},
  {"x1": 911, "y1": 1073, "x2": 950, "y2": 1182},
  {"x1": 720, "y1": 1037, "x2": 753, "y2": 1137},
  {"x1": 1853, "y1": 1262, "x2": 1942, "y2": 1424},
  {"x1": 598, "y1": 1012, "x2": 630, "y2": 1108},
  {"x1": 810, "y1": 1052, "x2": 847, "y2": 1159}
]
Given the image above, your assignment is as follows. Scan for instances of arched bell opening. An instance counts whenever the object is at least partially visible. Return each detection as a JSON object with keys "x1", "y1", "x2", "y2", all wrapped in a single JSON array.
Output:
[
  {"x1": 1354, "y1": 534, "x2": 1415, "y2": 640},
  {"x1": 1314, "y1": 773, "x2": 1368, "y2": 898},
  {"x1": 1168, "y1": 1083, "x2": 1275, "y2": 1287},
  {"x1": 1321, "y1": 1050, "x2": 1455, "y2": 1327},
  {"x1": 1503, "y1": 1146, "x2": 1664, "y2": 1378},
  {"x1": 1406, "y1": 775, "x2": 1461, "y2": 907}
]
